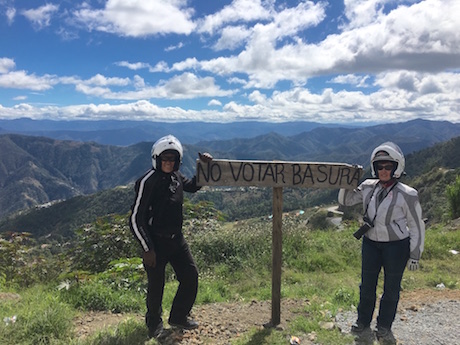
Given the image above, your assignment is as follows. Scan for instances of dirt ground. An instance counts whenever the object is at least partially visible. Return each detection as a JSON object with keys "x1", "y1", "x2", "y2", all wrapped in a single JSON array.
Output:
[{"x1": 72, "y1": 289, "x2": 460, "y2": 344}]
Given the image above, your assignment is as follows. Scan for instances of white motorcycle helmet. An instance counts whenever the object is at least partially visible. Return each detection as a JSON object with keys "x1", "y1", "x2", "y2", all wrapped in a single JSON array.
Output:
[
  {"x1": 151, "y1": 135, "x2": 183, "y2": 171},
  {"x1": 370, "y1": 141, "x2": 405, "y2": 178}
]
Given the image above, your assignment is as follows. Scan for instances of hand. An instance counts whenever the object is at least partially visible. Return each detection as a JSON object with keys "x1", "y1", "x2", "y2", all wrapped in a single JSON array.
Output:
[
  {"x1": 198, "y1": 152, "x2": 213, "y2": 163},
  {"x1": 143, "y1": 250, "x2": 156, "y2": 267},
  {"x1": 407, "y1": 258, "x2": 419, "y2": 271}
]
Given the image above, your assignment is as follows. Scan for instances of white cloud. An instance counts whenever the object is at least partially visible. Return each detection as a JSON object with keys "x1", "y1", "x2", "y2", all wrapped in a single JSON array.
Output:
[
  {"x1": 73, "y1": 0, "x2": 195, "y2": 37},
  {"x1": 72, "y1": 72, "x2": 233, "y2": 100},
  {"x1": 0, "y1": 100, "x2": 223, "y2": 122},
  {"x1": 133, "y1": 75, "x2": 145, "y2": 89},
  {"x1": 0, "y1": 70, "x2": 57, "y2": 91},
  {"x1": 0, "y1": 0, "x2": 459, "y2": 125},
  {"x1": 213, "y1": 25, "x2": 252, "y2": 51},
  {"x1": 84, "y1": 74, "x2": 130, "y2": 87},
  {"x1": 21, "y1": 4, "x2": 59, "y2": 29},
  {"x1": 151, "y1": 61, "x2": 170, "y2": 73},
  {"x1": 170, "y1": 58, "x2": 201, "y2": 72},
  {"x1": 116, "y1": 61, "x2": 151, "y2": 71},
  {"x1": 330, "y1": 74, "x2": 371, "y2": 87},
  {"x1": 248, "y1": 90, "x2": 267, "y2": 104},
  {"x1": 375, "y1": 70, "x2": 460, "y2": 96},
  {"x1": 0, "y1": 57, "x2": 16, "y2": 73},
  {"x1": 1, "y1": 73, "x2": 459, "y2": 123},
  {"x1": 197, "y1": 0, "x2": 272, "y2": 35},
  {"x1": 6, "y1": 7, "x2": 16, "y2": 25},
  {"x1": 341, "y1": 0, "x2": 387, "y2": 29},
  {"x1": 208, "y1": 99, "x2": 222, "y2": 106},
  {"x1": 189, "y1": 0, "x2": 459, "y2": 89},
  {"x1": 165, "y1": 42, "x2": 184, "y2": 52}
]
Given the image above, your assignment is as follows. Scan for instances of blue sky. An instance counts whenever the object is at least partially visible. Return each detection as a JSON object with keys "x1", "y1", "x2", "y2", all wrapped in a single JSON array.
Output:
[{"x1": 0, "y1": 0, "x2": 459, "y2": 124}]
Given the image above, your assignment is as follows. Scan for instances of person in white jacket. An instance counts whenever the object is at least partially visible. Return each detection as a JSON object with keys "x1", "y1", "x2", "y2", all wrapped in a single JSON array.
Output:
[{"x1": 338, "y1": 142, "x2": 425, "y2": 344}]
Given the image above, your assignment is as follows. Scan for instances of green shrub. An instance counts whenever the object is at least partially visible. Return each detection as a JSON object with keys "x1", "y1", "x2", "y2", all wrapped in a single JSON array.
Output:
[
  {"x1": 307, "y1": 210, "x2": 332, "y2": 230},
  {"x1": 97, "y1": 258, "x2": 146, "y2": 292},
  {"x1": 0, "y1": 232, "x2": 67, "y2": 287},
  {"x1": 333, "y1": 286, "x2": 358, "y2": 307},
  {"x1": 69, "y1": 214, "x2": 140, "y2": 273},
  {"x1": 446, "y1": 174, "x2": 460, "y2": 219},
  {"x1": 58, "y1": 279, "x2": 144, "y2": 313},
  {"x1": 191, "y1": 223, "x2": 271, "y2": 274}
]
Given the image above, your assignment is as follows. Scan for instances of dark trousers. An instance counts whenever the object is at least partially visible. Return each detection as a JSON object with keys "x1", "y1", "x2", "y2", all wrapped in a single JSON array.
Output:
[
  {"x1": 144, "y1": 234, "x2": 198, "y2": 329},
  {"x1": 357, "y1": 237, "x2": 410, "y2": 329}
]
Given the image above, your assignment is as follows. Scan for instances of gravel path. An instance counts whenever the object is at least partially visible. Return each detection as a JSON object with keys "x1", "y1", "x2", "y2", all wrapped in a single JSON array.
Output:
[
  {"x1": 72, "y1": 289, "x2": 460, "y2": 344},
  {"x1": 334, "y1": 290, "x2": 460, "y2": 345}
]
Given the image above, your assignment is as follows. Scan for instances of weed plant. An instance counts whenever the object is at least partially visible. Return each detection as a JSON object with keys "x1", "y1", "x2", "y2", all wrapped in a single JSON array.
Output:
[{"x1": 0, "y1": 287, "x2": 74, "y2": 345}]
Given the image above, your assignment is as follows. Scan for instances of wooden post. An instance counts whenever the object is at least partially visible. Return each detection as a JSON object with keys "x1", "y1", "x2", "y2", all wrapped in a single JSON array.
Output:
[
  {"x1": 271, "y1": 186, "x2": 283, "y2": 326},
  {"x1": 196, "y1": 159, "x2": 362, "y2": 327}
]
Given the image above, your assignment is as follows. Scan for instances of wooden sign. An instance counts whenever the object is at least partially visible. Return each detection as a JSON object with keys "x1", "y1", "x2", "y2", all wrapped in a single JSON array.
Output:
[
  {"x1": 197, "y1": 159, "x2": 362, "y2": 189},
  {"x1": 195, "y1": 158, "x2": 362, "y2": 327}
]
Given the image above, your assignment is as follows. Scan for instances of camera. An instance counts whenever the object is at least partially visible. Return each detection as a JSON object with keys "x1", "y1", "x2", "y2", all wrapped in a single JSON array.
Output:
[{"x1": 353, "y1": 217, "x2": 373, "y2": 240}]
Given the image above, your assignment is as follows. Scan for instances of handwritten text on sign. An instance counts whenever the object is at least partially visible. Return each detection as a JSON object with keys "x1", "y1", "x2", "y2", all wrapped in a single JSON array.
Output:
[{"x1": 196, "y1": 159, "x2": 362, "y2": 189}]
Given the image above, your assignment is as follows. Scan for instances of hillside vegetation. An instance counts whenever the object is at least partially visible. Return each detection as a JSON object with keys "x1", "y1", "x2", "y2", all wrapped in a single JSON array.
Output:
[{"x1": 1, "y1": 197, "x2": 459, "y2": 344}]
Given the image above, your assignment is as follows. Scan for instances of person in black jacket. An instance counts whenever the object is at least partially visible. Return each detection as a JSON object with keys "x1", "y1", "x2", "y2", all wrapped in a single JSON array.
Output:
[{"x1": 129, "y1": 134, "x2": 212, "y2": 338}]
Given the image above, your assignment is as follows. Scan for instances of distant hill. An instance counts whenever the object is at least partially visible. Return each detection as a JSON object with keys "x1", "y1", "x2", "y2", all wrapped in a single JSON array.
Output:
[
  {"x1": 0, "y1": 118, "x2": 459, "y2": 219},
  {"x1": 0, "y1": 118, "x2": 348, "y2": 146},
  {"x1": 1, "y1": 135, "x2": 459, "y2": 239},
  {"x1": 201, "y1": 119, "x2": 460, "y2": 166}
]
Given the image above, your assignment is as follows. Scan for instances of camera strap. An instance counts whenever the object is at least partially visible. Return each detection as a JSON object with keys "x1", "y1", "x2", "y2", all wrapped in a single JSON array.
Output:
[{"x1": 363, "y1": 181, "x2": 398, "y2": 226}]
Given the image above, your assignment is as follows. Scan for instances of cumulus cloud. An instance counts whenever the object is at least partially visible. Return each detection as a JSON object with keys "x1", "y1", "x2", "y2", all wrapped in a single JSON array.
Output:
[
  {"x1": 341, "y1": 0, "x2": 387, "y2": 29},
  {"x1": 115, "y1": 61, "x2": 152, "y2": 71},
  {"x1": 189, "y1": 0, "x2": 459, "y2": 90},
  {"x1": 0, "y1": 69, "x2": 57, "y2": 91},
  {"x1": 213, "y1": 25, "x2": 252, "y2": 51},
  {"x1": 165, "y1": 42, "x2": 184, "y2": 52},
  {"x1": 72, "y1": 0, "x2": 195, "y2": 37},
  {"x1": 21, "y1": 4, "x2": 59, "y2": 29},
  {"x1": 70, "y1": 72, "x2": 233, "y2": 100},
  {"x1": 0, "y1": 57, "x2": 16, "y2": 74},
  {"x1": 208, "y1": 99, "x2": 222, "y2": 106},
  {"x1": 197, "y1": 0, "x2": 273, "y2": 35},
  {"x1": 330, "y1": 74, "x2": 371, "y2": 87},
  {"x1": 1, "y1": 0, "x2": 459, "y2": 125},
  {"x1": 6, "y1": 7, "x2": 16, "y2": 25}
]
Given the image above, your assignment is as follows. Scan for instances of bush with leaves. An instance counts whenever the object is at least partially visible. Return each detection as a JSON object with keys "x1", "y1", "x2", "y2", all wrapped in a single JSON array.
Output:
[
  {"x1": 446, "y1": 174, "x2": 460, "y2": 219},
  {"x1": 58, "y1": 277, "x2": 144, "y2": 313},
  {"x1": 0, "y1": 232, "x2": 67, "y2": 287},
  {"x1": 69, "y1": 213, "x2": 140, "y2": 273},
  {"x1": 307, "y1": 210, "x2": 332, "y2": 231},
  {"x1": 69, "y1": 201, "x2": 222, "y2": 274}
]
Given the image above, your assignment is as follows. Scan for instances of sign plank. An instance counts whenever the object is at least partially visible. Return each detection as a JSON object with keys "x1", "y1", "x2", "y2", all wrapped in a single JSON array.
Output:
[
  {"x1": 197, "y1": 159, "x2": 362, "y2": 189},
  {"x1": 195, "y1": 158, "x2": 362, "y2": 327}
]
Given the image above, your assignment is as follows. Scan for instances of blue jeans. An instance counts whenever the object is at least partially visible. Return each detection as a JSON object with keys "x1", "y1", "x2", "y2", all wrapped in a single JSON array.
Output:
[{"x1": 357, "y1": 236, "x2": 410, "y2": 329}]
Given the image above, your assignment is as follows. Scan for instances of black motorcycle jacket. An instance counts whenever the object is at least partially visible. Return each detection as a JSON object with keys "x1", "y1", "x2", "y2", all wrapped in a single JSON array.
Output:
[{"x1": 129, "y1": 169, "x2": 200, "y2": 252}]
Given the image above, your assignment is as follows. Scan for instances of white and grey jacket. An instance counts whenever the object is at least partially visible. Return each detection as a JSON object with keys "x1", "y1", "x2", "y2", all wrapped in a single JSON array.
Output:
[{"x1": 338, "y1": 179, "x2": 425, "y2": 260}]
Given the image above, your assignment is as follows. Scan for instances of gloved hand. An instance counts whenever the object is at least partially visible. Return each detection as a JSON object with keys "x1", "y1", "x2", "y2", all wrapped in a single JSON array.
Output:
[
  {"x1": 407, "y1": 258, "x2": 419, "y2": 271},
  {"x1": 198, "y1": 152, "x2": 213, "y2": 163},
  {"x1": 143, "y1": 250, "x2": 156, "y2": 268}
]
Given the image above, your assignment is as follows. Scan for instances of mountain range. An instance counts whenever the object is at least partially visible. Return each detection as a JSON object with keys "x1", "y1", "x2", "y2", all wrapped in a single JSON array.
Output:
[
  {"x1": 1, "y1": 118, "x2": 459, "y2": 220},
  {"x1": 2, "y1": 134, "x2": 459, "y2": 240},
  {"x1": 0, "y1": 118, "x2": 350, "y2": 146}
]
